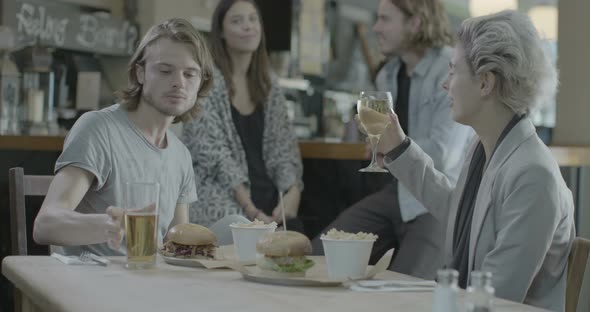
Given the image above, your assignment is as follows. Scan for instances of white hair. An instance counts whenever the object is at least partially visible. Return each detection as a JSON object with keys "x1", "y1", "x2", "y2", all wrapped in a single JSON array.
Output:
[{"x1": 458, "y1": 10, "x2": 558, "y2": 115}]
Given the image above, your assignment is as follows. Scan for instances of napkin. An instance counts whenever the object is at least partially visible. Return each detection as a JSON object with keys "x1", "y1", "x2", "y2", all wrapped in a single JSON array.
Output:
[
  {"x1": 51, "y1": 253, "x2": 100, "y2": 265},
  {"x1": 349, "y1": 279, "x2": 436, "y2": 292}
]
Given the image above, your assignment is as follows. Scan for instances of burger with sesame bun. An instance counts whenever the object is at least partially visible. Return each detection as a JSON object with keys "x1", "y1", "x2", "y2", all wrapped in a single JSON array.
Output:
[
  {"x1": 256, "y1": 231, "x2": 315, "y2": 277},
  {"x1": 161, "y1": 223, "x2": 217, "y2": 259}
]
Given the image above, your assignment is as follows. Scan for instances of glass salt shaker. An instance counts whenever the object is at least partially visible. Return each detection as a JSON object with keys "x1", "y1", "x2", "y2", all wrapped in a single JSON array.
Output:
[
  {"x1": 432, "y1": 269, "x2": 460, "y2": 312},
  {"x1": 465, "y1": 271, "x2": 495, "y2": 312}
]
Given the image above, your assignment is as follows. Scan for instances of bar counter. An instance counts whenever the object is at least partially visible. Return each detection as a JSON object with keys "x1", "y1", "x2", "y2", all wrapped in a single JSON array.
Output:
[{"x1": 1, "y1": 135, "x2": 590, "y2": 166}]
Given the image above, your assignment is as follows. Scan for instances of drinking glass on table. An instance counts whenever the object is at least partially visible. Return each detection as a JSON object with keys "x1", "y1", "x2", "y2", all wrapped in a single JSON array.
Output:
[
  {"x1": 357, "y1": 91, "x2": 394, "y2": 173},
  {"x1": 124, "y1": 181, "x2": 160, "y2": 269}
]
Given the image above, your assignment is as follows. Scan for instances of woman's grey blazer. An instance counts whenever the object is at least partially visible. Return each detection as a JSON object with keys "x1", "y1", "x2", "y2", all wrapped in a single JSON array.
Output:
[{"x1": 385, "y1": 117, "x2": 575, "y2": 312}]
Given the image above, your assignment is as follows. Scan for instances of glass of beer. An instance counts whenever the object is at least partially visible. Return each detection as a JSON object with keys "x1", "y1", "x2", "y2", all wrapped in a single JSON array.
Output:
[
  {"x1": 357, "y1": 91, "x2": 394, "y2": 173},
  {"x1": 124, "y1": 181, "x2": 160, "y2": 269}
]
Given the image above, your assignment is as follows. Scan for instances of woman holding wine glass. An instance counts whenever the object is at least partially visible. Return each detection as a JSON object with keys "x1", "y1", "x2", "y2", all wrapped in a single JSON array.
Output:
[
  {"x1": 357, "y1": 91, "x2": 394, "y2": 172},
  {"x1": 376, "y1": 10, "x2": 574, "y2": 310}
]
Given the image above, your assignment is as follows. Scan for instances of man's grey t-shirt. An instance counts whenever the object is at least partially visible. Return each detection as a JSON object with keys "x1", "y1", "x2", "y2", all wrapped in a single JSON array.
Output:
[{"x1": 56, "y1": 104, "x2": 198, "y2": 256}]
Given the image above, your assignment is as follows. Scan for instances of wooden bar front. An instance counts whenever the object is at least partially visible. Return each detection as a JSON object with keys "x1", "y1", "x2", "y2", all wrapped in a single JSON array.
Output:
[{"x1": 1, "y1": 135, "x2": 589, "y2": 166}]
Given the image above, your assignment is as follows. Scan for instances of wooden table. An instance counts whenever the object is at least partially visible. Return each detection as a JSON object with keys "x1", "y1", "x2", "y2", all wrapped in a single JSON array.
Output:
[{"x1": 2, "y1": 256, "x2": 547, "y2": 312}]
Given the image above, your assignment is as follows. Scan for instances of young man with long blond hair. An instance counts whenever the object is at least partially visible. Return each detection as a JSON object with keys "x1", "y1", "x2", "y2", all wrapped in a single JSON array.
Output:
[
  {"x1": 33, "y1": 18, "x2": 214, "y2": 256},
  {"x1": 312, "y1": 0, "x2": 472, "y2": 279}
]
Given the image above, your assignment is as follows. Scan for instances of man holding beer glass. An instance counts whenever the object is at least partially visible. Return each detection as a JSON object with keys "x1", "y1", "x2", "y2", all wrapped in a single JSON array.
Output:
[{"x1": 32, "y1": 18, "x2": 214, "y2": 266}]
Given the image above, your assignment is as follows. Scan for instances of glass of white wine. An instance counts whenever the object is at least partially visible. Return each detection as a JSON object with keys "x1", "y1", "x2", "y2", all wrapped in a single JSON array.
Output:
[
  {"x1": 124, "y1": 181, "x2": 160, "y2": 269},
  {"x1": 357, "y1": 91, "x2": 394, "y2": 173}
]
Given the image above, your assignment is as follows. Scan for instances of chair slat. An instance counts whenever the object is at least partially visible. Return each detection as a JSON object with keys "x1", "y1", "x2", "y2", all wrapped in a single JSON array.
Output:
[
  {"x1": 8, "y1": 168, "x2": 54, "y2": 256},
  {"x1": 23, "y1": 176, "x2": 53, "y2": 196},
  {"x1": 566, "y1": 237, "x2": 590, "y2": 312}
]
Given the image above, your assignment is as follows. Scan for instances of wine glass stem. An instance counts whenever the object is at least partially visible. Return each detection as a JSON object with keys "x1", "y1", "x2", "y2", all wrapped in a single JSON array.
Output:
[{"x1": 370, "y1": 135, "x2": 380, "y2": 166}]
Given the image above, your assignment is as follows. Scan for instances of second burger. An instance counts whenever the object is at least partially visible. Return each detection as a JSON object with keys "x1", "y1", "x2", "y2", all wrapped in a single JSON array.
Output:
[{"x1": 256, "y1": 231, "x2": 315, "y2": 277}]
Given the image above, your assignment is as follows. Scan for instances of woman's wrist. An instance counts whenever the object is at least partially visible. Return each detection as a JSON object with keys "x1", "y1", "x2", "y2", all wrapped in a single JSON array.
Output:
[
  {"x1": 249, "y1": 209, "x2": 262, "y2": 220},
  {"x1": 384, "y1": 136, "x2": 411, "y2": 161},
  {"x1": 243, "y1": 202, "x2": 260, "y2": 219}
]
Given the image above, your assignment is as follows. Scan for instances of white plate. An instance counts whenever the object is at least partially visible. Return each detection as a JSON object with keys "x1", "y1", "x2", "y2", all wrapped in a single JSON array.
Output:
[
  {"x1": 241, "y1": 269, "x2": 343, "y2": 287},
  {"x1": 238, "y1": 261, "x2": 344, "y2": 287},
  {"x1": 160, "y1": 245, "x2": 244, "y2": 269},
  {"x1": 162, "y1": 256, "x2": 208, "y2": 268}
]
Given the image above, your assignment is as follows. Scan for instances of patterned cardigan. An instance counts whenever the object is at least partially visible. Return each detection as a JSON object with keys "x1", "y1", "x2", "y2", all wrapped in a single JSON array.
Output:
[{"x1": 181, "y1": 67, "x2": 304, "y2": 226}]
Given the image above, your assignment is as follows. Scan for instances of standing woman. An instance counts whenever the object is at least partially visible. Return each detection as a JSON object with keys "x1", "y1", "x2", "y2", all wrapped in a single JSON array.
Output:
[
  {"x1": 182, "y1": 0, "x2": 304, "y2": 230},
  {"x1": 377, "y1": 10, "x2": 574, "y2": 311}
]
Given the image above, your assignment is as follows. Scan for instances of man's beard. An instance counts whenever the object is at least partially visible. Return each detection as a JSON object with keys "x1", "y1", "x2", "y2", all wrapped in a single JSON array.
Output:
[
  {"x1": 142, "y1": 93, "x2": 186, "y2": 117},
  {"x1": 384, "y1": 31, "x2": 413, "y2": 58}
]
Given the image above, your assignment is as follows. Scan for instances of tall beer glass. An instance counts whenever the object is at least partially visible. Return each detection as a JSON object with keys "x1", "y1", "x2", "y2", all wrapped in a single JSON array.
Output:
[{"x1": 124, "y1": 181, "x2": 160, "y2": 269}]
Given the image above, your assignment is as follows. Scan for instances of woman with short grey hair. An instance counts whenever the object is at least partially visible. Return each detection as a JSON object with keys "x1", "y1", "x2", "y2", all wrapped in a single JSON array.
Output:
[
  {"x1": 376, "y1": 10, "x2": 574, "y2": 311},
  {"x1": 457, "y1": 10, "x2": 558, "y2": 116}
]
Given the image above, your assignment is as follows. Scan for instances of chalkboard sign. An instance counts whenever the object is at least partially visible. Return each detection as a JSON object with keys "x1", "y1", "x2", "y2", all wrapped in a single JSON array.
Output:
[{"x1": 1, "y1": 0, "x2": 139, "y2": 56}]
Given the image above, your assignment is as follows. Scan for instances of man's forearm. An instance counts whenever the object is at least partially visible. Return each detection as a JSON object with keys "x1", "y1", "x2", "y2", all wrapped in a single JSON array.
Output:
[{"x1": 33, "y1": 208, "x2": 111, "y2": 246}]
